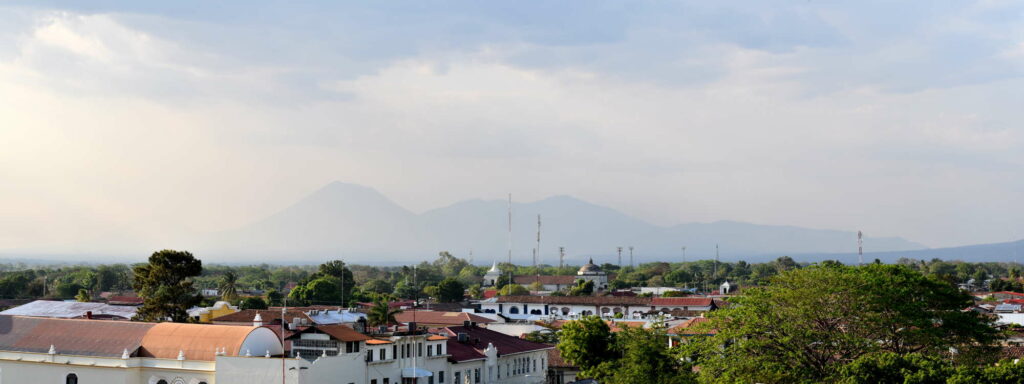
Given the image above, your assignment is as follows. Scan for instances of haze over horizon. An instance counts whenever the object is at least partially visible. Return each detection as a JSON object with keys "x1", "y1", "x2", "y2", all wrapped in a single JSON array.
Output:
[{"x1": 2, "y1": 1, "x2": 1023, "y2": 260}]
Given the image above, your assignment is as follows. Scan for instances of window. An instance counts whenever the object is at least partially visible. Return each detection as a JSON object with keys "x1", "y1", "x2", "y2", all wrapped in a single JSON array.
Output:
[
  {"x1": 345, "y1": 341, "x2": 360, "y2": 353},
  {"x1": 439, "y1": 371, "x2": 445, "y2": 383},
  {"x1": 437, "y1": 344, "x2": 442, "y2": 355},
  {"x1": 534, "y1": 358, "x2": 537, "y2": 371},
  {"x1": 428, "y1": 377, "x2": 434, "y2": 384},
  {"x1": 454, "y1": 372, "x2": 461, "y2": 384},
  {"x1": 509, "y1": 306, "x2": 519, "y2": 314},
  {"x1": 427, "y1": 344, "x2": 433, "y2": 356},
  {"x1": 367, "y1": 349, "x2": 374, "y2": 362},
  {"x1": 418, "y1": 342, "x2": 423, "y2": 357},
  {"x1": 156, "y1": 380, "x2": 167, "y2": 384},
  {"x1": 371, "y1": 380, "x2": 377, "y2": 384},
  {"x1": 474, "y1": 368, "x2": 480, "y2": 383},
  {"x1": 393, "y1": 345, "x2": 397, "y2": 359},
  {"x1": 383, "y1": 379, "x2": 390, "y2": 384},
  {"x1": 66, "y1": 374, "x2": 78, "y2": 384},
  {"x1": 379, "y1": 348, "x2": 386, "y2": 360}
]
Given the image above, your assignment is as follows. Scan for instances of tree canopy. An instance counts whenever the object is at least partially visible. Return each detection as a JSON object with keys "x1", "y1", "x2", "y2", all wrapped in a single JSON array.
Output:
[
  {"x1": 686, "y1": 264, "x2": 1001, "y2": 383},
  {"x1": 132, "y1": 249, "x2": 203, "y2": 322}
]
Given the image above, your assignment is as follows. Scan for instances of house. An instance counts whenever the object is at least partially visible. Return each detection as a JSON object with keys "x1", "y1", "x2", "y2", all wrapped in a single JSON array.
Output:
[
  {"x1": 0, "y1": 300, "x2": 137, "y2": 320},
  {"x1": 286, "y1": 324, "x2": 372, "y2": 359},
  {"x1": 441, "y1": 324, "x2": 553, "y2": 384},
  {"x1": 188, "y1": 301, "x2": 240, "y2": 323},
  {"x1": 667, "y1": 317, "x2": 715, "y2": 348},
  {"x1": 482, "y1": 296, "x2": 652, "y2": 319},
  {"x1": 545, "y1": 348, "x2": 579, "y2": 384},
  {"x1": 394, "y1": 311, "x2": 495, "y2": 328},
  {"x1": 990, "y1": 291, "x2": 1024, "y2": 301},
  {"x1": 211, "y1": 309, "x2": 314, "y2": 327},
  {"x1": 650, "y1": 297, "x2": 718, "y2": 313}
]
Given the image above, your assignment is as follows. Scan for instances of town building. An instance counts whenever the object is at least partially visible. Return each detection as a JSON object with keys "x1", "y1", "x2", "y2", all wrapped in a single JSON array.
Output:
[
  {"x1": 188, "y1": 301, "x2": 240, "y2": 323},
  {"x1": 394, "y1": 310, "x2": 495, "y2": 328},
  {"x1": 441, "y1": 324, "x2": 552, "y2": 384}
]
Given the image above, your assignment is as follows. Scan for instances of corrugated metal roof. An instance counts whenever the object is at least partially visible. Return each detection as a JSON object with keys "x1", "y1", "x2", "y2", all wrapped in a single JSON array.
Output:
[
  {"x1": 139, "y1": 322, "x2": 260, "y2": 361},
  {"x1": 0, "y1": 315, "x2": 152, "y2": 357},
  {"x1": 0, "y1": 300, "x2": 137, "y2": 319}
]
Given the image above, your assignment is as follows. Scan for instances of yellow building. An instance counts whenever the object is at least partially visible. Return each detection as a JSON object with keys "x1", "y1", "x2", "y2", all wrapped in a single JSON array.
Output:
[{"x1": 189, "y1": 301, "x2": 240, "y2": 323}]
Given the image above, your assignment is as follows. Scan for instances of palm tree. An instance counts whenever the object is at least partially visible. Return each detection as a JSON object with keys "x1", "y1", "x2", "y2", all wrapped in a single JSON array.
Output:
[
  {"x1": 219, "y1": 271, "x2": 239, "y2": 302},
  {"x1": 367, "y1": 299, "x2": 403, "y2": 326}
]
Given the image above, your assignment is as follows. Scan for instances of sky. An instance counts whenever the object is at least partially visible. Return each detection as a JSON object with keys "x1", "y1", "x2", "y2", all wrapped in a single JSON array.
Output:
[{"x1": 0, "y1": 1, "x2": 1022, "y2": 257}]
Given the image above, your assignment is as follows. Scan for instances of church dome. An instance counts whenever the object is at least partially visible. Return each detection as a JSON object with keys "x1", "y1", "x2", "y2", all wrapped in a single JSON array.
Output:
[{"x1": 578, "y1": 258, "x2": 602, "y2": 275}]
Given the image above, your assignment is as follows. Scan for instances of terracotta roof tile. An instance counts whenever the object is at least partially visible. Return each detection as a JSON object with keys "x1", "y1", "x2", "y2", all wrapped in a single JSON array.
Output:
[
  {"x1": 139, "y1": 322, "x2": 264, "y2": 361},
  {"x1": 442, "y1": 325, "x2": 553, "y2": 363},
  {"x1": 286, "y1": 324, "x2": 370, "y2": 342},
  {"x1": 366, "y1": 339, "x2": 393, "y2": 345},
  {"x1": 395, "y1": 311, "x2": 494, "y2": 326},
  {"x1": 651, "y1": 297, "x2": 715, "y2": 307}
]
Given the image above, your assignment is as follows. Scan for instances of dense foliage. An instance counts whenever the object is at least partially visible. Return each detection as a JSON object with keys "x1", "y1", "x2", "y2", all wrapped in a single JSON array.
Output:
[
  {"x1": 685, "y1": 264, "x2": 1001, "y2": 383},
  {"x1": 132, "y1": 250, "x2": 203, "y2": 322}
]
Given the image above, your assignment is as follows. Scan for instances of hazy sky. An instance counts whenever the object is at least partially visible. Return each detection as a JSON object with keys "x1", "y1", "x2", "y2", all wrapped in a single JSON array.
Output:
[{"x1": 1, "y1": 1, "x2": 1022, "y2": 256}]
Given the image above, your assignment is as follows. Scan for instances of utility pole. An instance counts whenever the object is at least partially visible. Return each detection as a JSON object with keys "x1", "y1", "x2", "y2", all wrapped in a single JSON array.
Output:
[
  {"x1": 617, "y1": 247, "x2": 623, "y2": 267},
  {"x1": 714, "y1": 244, "x2": 719, "y2": 286},
  {"x1": 507, "y1": 194, "x2": 513, "y2": 290},
  {"x1": 628, "y1": 246, "x2": 634, "y2": 268},
  {"x1": 858, "y1": 231, "x2": 864, "y2": 266}
]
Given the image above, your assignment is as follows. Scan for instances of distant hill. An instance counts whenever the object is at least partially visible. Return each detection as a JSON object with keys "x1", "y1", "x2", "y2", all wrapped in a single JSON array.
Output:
[
  {"x1": 196, "y1": 181, "x2": 927, "y2": 264},
  {"x1": 794, "y1": 239, "x2": 1024, "y2": 265}
]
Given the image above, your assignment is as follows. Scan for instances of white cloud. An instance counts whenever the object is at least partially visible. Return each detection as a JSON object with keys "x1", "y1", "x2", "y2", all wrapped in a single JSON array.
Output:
[{"x1": 0, "y1": 3, "x2": 1022, "y2": 257}]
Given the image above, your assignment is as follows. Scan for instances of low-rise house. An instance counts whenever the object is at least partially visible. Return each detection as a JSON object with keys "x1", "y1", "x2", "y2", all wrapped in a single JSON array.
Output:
[
  {"x1": 395, "y1": 311, "x2": 495, "y2": 328},
  {"x1": 545, "y1": 348, "x2": 579, "y2": 384},
  {"x1": 667, "y1": 317, "x2": 715, "y2": 348},
  {"x1": 482, "y1": 296, "x2": 653, "y2": 319},
  {"x1": 441, "y1": 324, "x2": 553, "y2": 384},
  {"x1": 188, "y1": 301, "x2": 240, "y2": 323}
]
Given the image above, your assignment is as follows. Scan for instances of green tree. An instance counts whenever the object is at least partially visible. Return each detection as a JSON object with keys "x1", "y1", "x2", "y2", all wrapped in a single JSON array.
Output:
[
  {"x1": 289, "y1": 276, "x2": 343, "y2": 305},
  {"x1": 437, "y1": 277, "x2": 466, "y2": 302},
  {"x1": 238, "y1": 296, "x2": 268, "y2": 310},
  {"x1": 838, "y1": 352, "x2": 952, "y2": 384},
  {"x1": 132, "y1": 249, "x2": 203, "y2": 323},
  {"x1": 317, "y1": 260, "x2": 356, "y2": 300},
  {"x1": 499, "y1": 284, "x2": 529, "y2": 296},
  {"x1": 264, "y1": 289, "x2": 283, "y2": 306},
  {"x1": 604, "y1": 323, "x2": 695, "y2": 384},
  {"x1": 569, "y1": 279, "x2": 594, "y2": 296},
  {"x1": 467, "y1": 284, "x2": 482, "y2": 299},
  {"x1": 219, "y1": 271, "x2": 239, "y2": 302},
  {"x1": 367, "y1": 300, "x2": 403, "y2": 326},
  {"x1": 687, "y1": 264, "x2": 1001, "y2": 383},
  {"x1": 75, "y1": 288, "x2": 90, "y2": 302},
  {"x1": 362, "y1": 279, "x2": 393, "y2": 294},
  {"x1": 558, "y1": 316, "x2": 615, "y2": 376}
]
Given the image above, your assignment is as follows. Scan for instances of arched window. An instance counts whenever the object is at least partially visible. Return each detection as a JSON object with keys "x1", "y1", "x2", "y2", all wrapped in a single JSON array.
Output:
[
  {"x1": 560, "y1": 307, "x2": 570, "y2": 315},
  {"x1": 65, "y1": 374, "x2": 78, "y2": 384},
  {"x1": 509, "y1": 306, "x2": 519, "y2": 314},
  {"x1": 157, "y1": 380, "x2": 168, "y2": 384},
  {"x1": 600, "y1": 307, "x2": 610, "y2": 314}
]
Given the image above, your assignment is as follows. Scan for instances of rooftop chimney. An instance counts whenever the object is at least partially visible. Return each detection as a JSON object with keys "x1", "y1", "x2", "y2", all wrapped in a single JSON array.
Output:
[{"x1": 253, "y1": 313, "x2": 264, "y2": 327}]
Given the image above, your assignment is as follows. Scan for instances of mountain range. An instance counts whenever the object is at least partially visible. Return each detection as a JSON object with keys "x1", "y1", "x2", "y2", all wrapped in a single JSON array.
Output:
[{"x1": 194, "y1": 181, "x2": 932, "y2": 264}]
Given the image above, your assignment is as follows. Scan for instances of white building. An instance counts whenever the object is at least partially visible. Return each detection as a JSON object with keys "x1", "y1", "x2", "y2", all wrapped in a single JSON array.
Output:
[{"x1": 483, "y1": 262, "x2": 502, "y2": 287}]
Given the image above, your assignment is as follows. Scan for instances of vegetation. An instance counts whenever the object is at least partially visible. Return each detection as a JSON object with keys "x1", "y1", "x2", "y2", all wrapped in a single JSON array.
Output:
[
  {"x1": 559, "y1": 317, "x2": 694, "y2": 384},
  {"x1": 367, "y1": 299, "x2": 403, "y2": 326},
  {"x1": 685, "y1": 264, "x2": 1003, "y2": 383},
  {"x1": 132, "y1": 250, "x2": 203, "y2": 322}
]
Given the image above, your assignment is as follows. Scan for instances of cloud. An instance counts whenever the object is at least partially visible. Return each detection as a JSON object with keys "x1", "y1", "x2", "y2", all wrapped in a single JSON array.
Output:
[{"x1": 0, "y1": 2, "x2": 1022, "y2": 257}]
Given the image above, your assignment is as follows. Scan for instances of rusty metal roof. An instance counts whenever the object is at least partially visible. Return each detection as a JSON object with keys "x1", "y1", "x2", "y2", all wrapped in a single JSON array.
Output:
[
  {"x1": 0, "y1": 315, "x2": 152, "y2": 357},
  {"x1": 139, "y1": 322, "x2": 259, "y2": 361}
]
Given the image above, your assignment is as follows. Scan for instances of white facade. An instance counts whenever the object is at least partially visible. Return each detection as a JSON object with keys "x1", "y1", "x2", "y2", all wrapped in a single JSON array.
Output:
[{"x1": 483, "y1": 262, "x2": 502, "y2": 287}]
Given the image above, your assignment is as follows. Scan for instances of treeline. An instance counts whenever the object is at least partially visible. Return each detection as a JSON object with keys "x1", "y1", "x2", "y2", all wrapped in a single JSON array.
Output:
[
  {"x1": 0, "y1": 253, "x2": 1016, "y2": 303},
  {"x1": 557, "y1": 264, "x2": 1024, "y2": 384}
]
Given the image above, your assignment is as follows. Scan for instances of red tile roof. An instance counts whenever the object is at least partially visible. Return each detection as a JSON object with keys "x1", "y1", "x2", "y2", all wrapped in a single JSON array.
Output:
[
  {"x1": 395, "y1": 311, "x2": 494, "y2": 326},
  {"x1": 441, "y1": 325, "x2": 553, "y2": 363},
  {"x1": 546, "y1": 347, "x2": 574, "y2": 368},
  {"x1": 668, "y1": 317, "x2": 715, "y2": 335},
  {"x1": 993, "y1": 292, "x2": 1024, "y2": 297},
  {"x1": 651, "y1": 297, "x2": 715, "y2": 307},
  {"x1": 482, "y1": 290, "x2": 498, "y2": 299},
  {"x1": 286, "y1": 324, "x2": 370, "y2": 342}
]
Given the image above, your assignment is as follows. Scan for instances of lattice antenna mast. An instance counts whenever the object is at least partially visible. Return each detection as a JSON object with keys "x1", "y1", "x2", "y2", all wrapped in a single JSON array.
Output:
[
  {"x1": 681, "y1": 246, "x2": 686, "y2": 264},
  {"x1": 559, "y1": 247, "x2": 565, "y2": 270},
  {"x1": 507, "y1": 194, "x2": 513, "y2": 290},
  {"x1": 629, "y1": 246, "x2": 634, "y2": 268},
  {"x1": 617, "y1": 247, "x2": 623, "y2": 267},
  {"x1": 858, "y1": 231, "x2": 864, "y2": 266},
  {"x1": 536, "y1": 215, "x2": 542, "y2": 274},
  {"x1": 714, "y1": 244, "x2": 719, "y2": 284}
]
